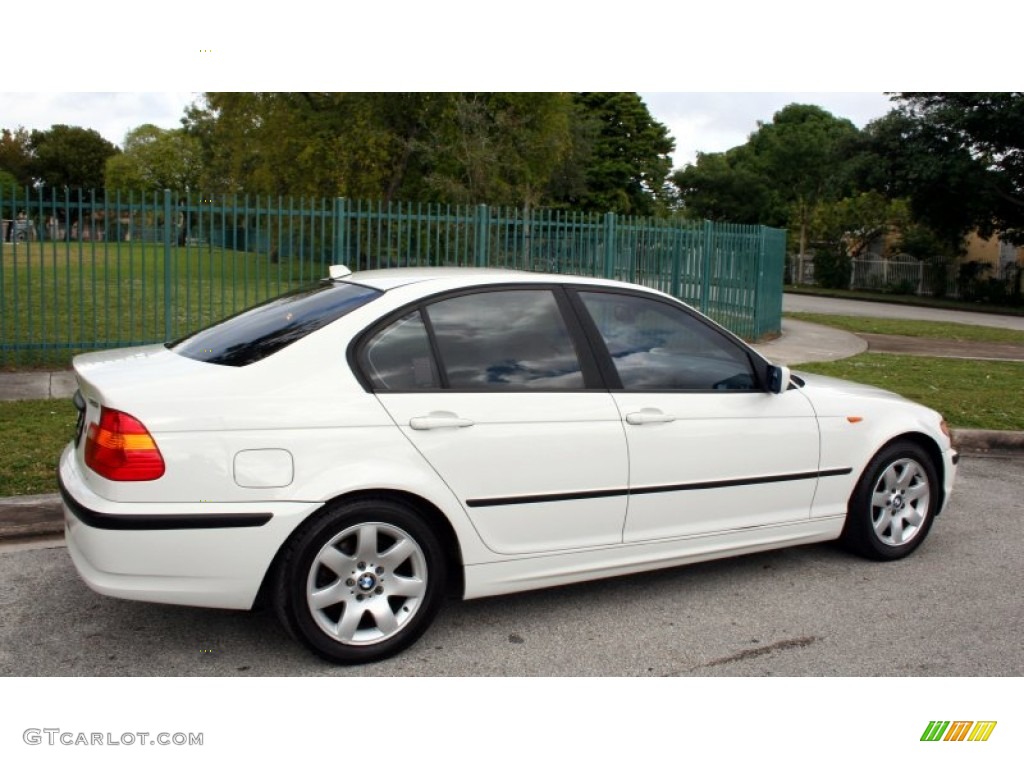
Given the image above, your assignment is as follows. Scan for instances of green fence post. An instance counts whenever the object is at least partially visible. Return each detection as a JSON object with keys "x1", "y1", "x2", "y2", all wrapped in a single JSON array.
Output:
[
  {"x1": 333, "y1": 197, "x2": 347, "y2": 265},
  {"x1": 603, "y1": 212, "x2": 616, "y2": 279},
  {"x1": 475, "y1": 204, "x2": 489, "y2": 267},
  {"x1": 754, "y1": 225, "x2": 766, "y2": 338},
  {"x1": 163, "y1": 189, "x2": 173, "y2": 341},
  {"x1": 701, "y1": 220, "x2": 713, "y2": 314},
  {"x1": 671, "y1": 226, "x2": 683, "y2": 299}
]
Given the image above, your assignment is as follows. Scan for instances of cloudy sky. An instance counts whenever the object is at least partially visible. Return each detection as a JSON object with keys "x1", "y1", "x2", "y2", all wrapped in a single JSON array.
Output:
[{"x1": 0, "y1": 91, "x2": 894, "y2": 171}]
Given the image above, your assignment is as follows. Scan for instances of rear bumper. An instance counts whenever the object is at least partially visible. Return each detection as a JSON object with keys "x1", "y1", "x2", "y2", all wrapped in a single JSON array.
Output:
[{"x1": 59, "y1": 444, "x2": 319, "y2": 609}]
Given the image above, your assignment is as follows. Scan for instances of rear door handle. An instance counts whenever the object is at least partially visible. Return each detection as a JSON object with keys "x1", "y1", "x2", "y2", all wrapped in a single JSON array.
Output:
[
  {"x1": 625, "y1": 408, "x2": 675, "y2": 425},
  {"x1": 409, "y1": 411, "x2": 475, "y2": 430}
]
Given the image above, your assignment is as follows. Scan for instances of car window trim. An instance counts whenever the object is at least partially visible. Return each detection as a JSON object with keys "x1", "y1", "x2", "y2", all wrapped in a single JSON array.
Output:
[
  {"x1": 566, "y1": 285, "x2": 771, "y2": 393},
  {"x1": 349, "y1": 282, "x2": 606, "y2": 394}
]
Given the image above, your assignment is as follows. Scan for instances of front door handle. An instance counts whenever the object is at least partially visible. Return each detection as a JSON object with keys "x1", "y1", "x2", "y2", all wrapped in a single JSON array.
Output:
[
  {"x1": 409, "y1": 411, "x2": 475, "y2": 430},
  {"x1": 625, "y1": 408, "x2": 675, "y2": 425}
]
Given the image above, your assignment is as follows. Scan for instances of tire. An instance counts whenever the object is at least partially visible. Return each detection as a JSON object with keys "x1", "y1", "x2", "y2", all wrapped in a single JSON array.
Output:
[
  {"x1": 840, "y1": 441, "x2": 938, "y2": 561},
  {"x1": 273, "y1": 497, "x2": 447, "y2": 664}
]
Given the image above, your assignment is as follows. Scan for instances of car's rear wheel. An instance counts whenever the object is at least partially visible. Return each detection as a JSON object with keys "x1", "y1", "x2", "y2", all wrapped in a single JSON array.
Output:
[
  {"x1": 274, "y1": 498, "x2": 447, "y2": 664},
  {"x1": 840, "y1": 441, "x2": 938, "y2": 561}
]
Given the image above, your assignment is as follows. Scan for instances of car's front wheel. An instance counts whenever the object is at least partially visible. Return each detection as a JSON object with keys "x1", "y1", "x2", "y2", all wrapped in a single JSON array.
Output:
[
  {"x1": 840, "y1": 441, "x2": 939, "y2": 561},
  {"x1": 274, "y1": 497, "x2": 447, "y2": 664}
]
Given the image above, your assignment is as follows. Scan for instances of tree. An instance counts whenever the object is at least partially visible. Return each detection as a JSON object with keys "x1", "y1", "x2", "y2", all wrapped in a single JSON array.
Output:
[
  {"x1": 28, "y1": 125, "x2": 119, "y2": 189},
  {"x1": 105, "y1": 124, "x2": 202, "y2": 192},
  {"x1": 568, "y1": 93, "x2": 675, "y2": 216},
  {"x1": 423, "y1": 93, "x2": 573, "y2": 208},
  {"x1": 671, "y1": 104, "x2": 861, "y2": 251},
  {"x1": 855, "y1": 109, "x2": 992, "y2": 250},
  {"x1": 748, "y1": 104, "x2": 861, "y2": 258},
  {"x1": 891, "y1": 92, "x2": 1024, "y2": 243},
  {"x1": 671, "y1": 144, "x2": 783, "y2": 224},
  {"x1": 811, "y1": 193, "x2": 908, "y2": 288},
  {"x1": 0, "y1": 128, "x2": 33, "y2": 186}
]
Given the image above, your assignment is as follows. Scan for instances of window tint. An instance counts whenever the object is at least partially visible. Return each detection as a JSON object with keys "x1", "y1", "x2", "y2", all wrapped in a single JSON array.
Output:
[
  {"x1": 363, "y1": 311, "x2": 439, "y2": 390},
  {"x1": 426, "y1": 290, "x2": 584, "y2": 389},
  {"x1": 171, "y1": 281, "x2": 380, "y2": 366},
  {"x1": 579, "y1": 291, "x2": 756, "y2": 391}
]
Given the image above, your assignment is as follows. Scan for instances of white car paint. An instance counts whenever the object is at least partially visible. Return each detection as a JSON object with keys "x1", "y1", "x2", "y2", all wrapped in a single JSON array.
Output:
[{"x1": 58, "y1": 268, "x2": 957, "y2": 651}]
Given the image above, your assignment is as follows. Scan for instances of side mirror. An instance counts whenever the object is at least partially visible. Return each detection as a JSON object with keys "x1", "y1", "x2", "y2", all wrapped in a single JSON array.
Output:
[{"x1": 768, "y1": 364, "x2": 791, "y2": 394}]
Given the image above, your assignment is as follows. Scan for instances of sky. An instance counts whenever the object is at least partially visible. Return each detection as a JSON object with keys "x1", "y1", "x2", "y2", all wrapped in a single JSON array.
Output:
[{"x1": 0, "y1": 91, "x2": 894, "y2": 171}]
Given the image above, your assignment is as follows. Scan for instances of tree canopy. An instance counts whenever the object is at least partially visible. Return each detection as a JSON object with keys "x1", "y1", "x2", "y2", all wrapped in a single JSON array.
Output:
[
  {"x1": 181, "y1": 92, "x2": 672, "y2": 214},
  {"x1": 673, "y1": 104, "x2": 859, "y2": 255},
  {"x1": 28, "y1": 125, "x2": 119, "y2": 189},
  {"x1": 104, "y1": 124, "x2": 202, "y2": 193}
]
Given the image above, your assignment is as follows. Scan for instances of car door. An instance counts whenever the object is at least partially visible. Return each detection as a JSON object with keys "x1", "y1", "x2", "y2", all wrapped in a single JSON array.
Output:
[
  {"x1": 359, "y1": 286, "x2": 629, "y2": 555},
  {"x1": 573, "y1": 289, "x2": 821, "y2": 543}
]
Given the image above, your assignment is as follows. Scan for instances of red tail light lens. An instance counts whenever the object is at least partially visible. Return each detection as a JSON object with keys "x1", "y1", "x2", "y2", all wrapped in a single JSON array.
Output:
[{"x1": 84, "y1": 407, "x2": 165, "y2": 481}]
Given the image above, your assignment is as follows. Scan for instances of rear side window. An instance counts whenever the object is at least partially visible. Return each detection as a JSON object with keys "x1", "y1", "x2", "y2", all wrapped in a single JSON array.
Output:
[
  {"x1": 170, "y1": 281, "x2": 380, "y2": 366},
  {"x1": 425, "y1": 289, "x2": 584, "y2": 389}
]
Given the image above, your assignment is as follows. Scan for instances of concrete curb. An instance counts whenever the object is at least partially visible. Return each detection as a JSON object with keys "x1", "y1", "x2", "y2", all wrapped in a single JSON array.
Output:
[{"x1": 1, "y1": 429, "x2": 1020, "y2": 544}]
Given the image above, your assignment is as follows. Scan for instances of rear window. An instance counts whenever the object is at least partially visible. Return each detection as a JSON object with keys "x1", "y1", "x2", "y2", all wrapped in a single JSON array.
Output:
[{"x1": 170, "y1": 281, "x2": 381, "y2": 366}]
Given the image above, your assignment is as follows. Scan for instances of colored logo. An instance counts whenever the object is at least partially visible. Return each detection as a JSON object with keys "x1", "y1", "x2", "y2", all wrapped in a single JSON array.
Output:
[{"x1": 921, "y1": 721, "x2": 997, "y2": 742}]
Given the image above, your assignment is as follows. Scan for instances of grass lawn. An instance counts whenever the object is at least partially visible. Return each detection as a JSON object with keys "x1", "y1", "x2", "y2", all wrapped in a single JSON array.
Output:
[
  {"x1": 0, "y1": 399, "x2": 77, "y2": 496},
  {"x1": 1, "y1": 241, "x2": 316, "y2": 369},
  {"x1": 785, "y1": 285, "x2": 1024, "y2": 316},
  {"x1": 797, "y1": 354, "x2": 1024, "y2": 431},
  {"x1": 787, "y1": 312, "x2": 1024, "y2": 345}
]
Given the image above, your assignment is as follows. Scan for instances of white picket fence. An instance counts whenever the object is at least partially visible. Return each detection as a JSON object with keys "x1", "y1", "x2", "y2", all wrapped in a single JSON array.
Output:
[{"x1": 791, "y1": 254, "x2": 960, "y2": 297}]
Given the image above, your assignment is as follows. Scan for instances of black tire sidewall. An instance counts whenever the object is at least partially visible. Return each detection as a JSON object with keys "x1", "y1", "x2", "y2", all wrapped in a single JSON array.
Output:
[
  {"x1": 844, "y1": 442, "x2": 938, "y2": 561},
  {"x1": 281, "y1": 498, "x2": 447, "y2": 664}
]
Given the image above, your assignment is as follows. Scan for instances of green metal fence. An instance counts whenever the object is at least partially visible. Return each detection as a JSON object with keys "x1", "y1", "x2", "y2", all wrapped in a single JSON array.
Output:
[{"x1": 1, "y1": 188, "x2": 786, "y2": 367}]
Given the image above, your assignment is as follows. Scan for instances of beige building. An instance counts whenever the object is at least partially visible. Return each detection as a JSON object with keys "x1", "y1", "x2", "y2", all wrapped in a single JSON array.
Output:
[{"x1": 964, "y1": 232, "x2": 1024, "y2": 274}]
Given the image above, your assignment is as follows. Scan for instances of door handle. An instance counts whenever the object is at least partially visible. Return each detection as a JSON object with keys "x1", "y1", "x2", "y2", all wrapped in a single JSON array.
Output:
[
  {"x1": 409, "y1": 411, "x2": 475, "y2": 430},
  {"x1": 625, "y1": 408, "x2": 675, "y2": 425}
]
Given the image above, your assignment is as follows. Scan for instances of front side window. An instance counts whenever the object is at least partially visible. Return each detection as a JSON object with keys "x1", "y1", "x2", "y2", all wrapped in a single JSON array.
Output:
[
  {"x1": 426, "y1": 290, "x2": 584, "y2": 390},
  {"x1": 579, "y1": 291, "x2": 756, "y2": 391}
]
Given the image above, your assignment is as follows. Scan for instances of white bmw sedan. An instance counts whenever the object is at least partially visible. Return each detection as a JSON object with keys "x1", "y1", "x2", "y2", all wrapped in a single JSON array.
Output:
[{"x1": 59, "y1": 267, "x2": 958, "y2": 663}]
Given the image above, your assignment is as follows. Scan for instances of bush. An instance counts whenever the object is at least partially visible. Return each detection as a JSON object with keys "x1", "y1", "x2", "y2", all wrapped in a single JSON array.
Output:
[{"x1": 813, "y1": 247, "x2": 852, "y2": 289}]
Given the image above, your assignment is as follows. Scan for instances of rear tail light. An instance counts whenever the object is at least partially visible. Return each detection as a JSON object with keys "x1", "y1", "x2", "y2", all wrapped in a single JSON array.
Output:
[{"x1": 84, "y1": 407, "x2": 165, "y2": 481}]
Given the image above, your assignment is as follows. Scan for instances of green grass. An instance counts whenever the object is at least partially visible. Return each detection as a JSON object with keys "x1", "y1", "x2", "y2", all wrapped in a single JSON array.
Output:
[
  {"x1": 798, "y1": 354, "x2": 1024, "y2": 430},
  {"x1": 786, "y1": 285, "x2": 1024, "y2": 316},
  {"x1": 0, "y1": 399, "x2": 77, "y2": 496},
  {"x1": 1, "y1": 241, "x2": 315, "y2": 369},
  {"x1": 786, "y1": 312, "x2": 1024, "y2": 345}
]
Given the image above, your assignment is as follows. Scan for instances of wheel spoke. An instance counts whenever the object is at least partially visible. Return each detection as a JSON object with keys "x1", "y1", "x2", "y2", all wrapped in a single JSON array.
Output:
[
  {"x1": 335, "y1": 603, "x2": 364, "y2": 643},
  {"x1": 309, "y1": 581, "x2": 347, "y2": 610},
  {"x1": 354, "y1": 524, "x2": 379, "y2": 563},
  {"x1": 873, "y1": 508, "x2": 893, "y2": 538},
  {"x1": 904, "y1": 484, "x2": 928, "y2": 503},
  {"x1": 389, "y1": 574, "x2": 426, "y2": 599},
  {"x1": 379, "y1": 537, "x2": 416, "y2": 571},
  {"x1": 903, "y1": 507, "x2": 925, "y2": 529},
  {"x1": 317, "y1": 546, "x2": 356, "y2": 577},
  {"x1": 895, "y1": 463, "x2": 916, "y2": 491},
  {"x1": 369, "y1": 600, "x2": 399, "y2": 636},
  {"x1": 871, "y1": 490, "x2": 890, "y2": 508},
  {"x1": 889, "y1": 514, "x2": 905, "y2": 543},
  {"x1": 882, "y1": 465, "x2": 899, "y2": 492}
]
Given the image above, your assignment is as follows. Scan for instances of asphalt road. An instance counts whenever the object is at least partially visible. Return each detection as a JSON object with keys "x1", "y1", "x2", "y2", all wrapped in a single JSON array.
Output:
[{"x1": 1, "y1": 456, "x2": 1021, "y2": 677}]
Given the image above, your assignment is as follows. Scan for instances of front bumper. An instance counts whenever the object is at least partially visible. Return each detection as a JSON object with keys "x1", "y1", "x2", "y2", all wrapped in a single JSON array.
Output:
[{"x1": 59, "y1": 444, "x2": 320, "y2": 610}]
